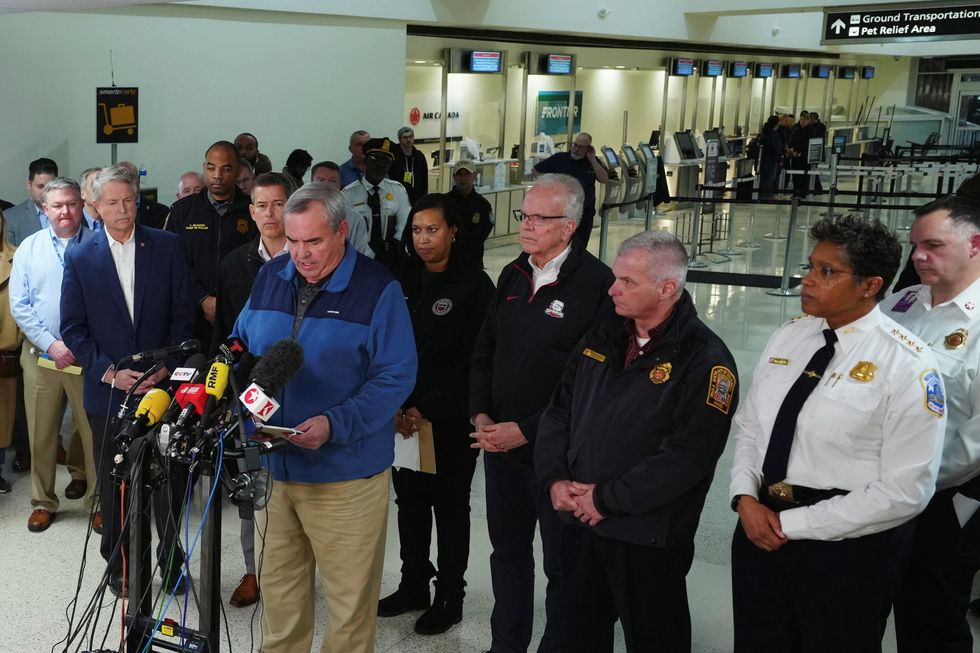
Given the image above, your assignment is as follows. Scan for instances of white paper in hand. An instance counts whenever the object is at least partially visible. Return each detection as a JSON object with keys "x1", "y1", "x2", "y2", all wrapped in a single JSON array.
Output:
[{"x1": 393, "y1": 431, "x2": 420, "y2": 471}]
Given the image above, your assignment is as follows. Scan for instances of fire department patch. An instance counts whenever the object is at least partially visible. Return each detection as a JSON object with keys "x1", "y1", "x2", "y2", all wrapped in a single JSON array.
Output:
[
  {"x1": 649, "y1": 362, "x2": 672, "y2": 384},
  {"x1": 706, "y1": 366, "x2": 736, "y2": 414}
]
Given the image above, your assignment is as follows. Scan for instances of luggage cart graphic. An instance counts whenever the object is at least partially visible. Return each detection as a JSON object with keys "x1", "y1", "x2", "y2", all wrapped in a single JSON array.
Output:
[{"x1": 99, "y1": 102, "x2": 136, "y2": 136}]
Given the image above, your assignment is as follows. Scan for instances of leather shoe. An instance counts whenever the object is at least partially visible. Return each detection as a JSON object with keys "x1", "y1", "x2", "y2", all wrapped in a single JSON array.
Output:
[
  {"x1": 64, "y1": 479, "x2": 87, "y2": 500},
  {"x1": 28, "y1": 509, "x2": 54, "y2": 532},
  {"x1": 91, "y1": 512, "x2": 103, "y2": 534},
  {"x1": 378, "y1": 586, "x2": 430, "y2": 617},
  {"x1": 108, "y1": 570, "x2": 125, "y2": 597},
  {"x1": 0, "y1": 474, "x2": 11, "y2": 493},
  {"x1": 414, "y1": 599, "x2": 463, "y2": 635},
  {"x1": 229, "y1": 573, "x2": 259, "y2": 607},
  {"x1": 57, "y1": 445, "x2": 67, "y2": 466},
  {"x1": 12, "y1": 449, "x2": 29, "y2": 473},
  {"x1": 161, "y1": 571, "x2": 187, "y2": 595}
]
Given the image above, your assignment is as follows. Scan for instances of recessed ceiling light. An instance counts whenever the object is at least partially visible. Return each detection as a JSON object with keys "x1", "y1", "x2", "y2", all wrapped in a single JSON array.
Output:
[
  {"x1": 615, "y1": 65, "x2": 626, "y2": 69},
  {"x1": 413, "y1": 60, "x2": 426, "y2": 64}
]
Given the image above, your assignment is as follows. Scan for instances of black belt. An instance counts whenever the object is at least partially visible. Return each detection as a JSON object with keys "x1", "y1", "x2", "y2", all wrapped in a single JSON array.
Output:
[{"x1": 759, "y1": 481, "x2": 848, "y2": 511}]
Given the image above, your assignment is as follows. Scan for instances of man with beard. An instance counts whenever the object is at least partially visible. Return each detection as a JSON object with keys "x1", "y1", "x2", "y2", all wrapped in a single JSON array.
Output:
[{"x1": 534, "y1": 132, "x2": 609, "y2": 248}]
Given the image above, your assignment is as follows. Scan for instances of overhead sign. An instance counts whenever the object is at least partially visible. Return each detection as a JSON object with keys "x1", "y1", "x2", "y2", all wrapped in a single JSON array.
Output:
[
  {"x1": 823, "y1": 5, "x2": 980, "y2": 44},
  {"x1": 535, "y1": 91, "x2": 582, "y2": 135},
  {"x1": 96, "y1": 86, "x2": 138, "y2": 143}
]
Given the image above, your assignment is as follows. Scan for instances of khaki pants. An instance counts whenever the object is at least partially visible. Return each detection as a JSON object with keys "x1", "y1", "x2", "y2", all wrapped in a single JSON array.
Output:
[
  {"x1": 20, "y1": 345, "x2": 95, "y2": 512},
  {"x1": 255, "y1": 470, "x2": 389, "y2": 653}
]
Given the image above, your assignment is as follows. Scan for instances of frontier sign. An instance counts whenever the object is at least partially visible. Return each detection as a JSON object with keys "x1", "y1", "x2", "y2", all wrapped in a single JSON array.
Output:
[{"x1": 823, "y1": 5, "x2": 980, "y2": 44}]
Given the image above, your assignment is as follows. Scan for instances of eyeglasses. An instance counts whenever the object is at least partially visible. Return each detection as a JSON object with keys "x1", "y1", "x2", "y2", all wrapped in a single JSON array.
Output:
[
  {"x1": 801, "y1": 263, "x2": 857, "y2": 281},
  {"x1": 512, "y1": 210, "x2": 566, "y2": 226}
]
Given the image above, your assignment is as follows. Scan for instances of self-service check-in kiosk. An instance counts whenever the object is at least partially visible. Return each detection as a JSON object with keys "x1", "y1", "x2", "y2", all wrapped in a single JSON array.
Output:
[
  {"x1": 619, "y1": 144, "x2": 644, "y2": 218},
  {"x1": 637, "y1": 142, "x2": 661, "y2": 222},
  {"x1": 662, "y1": 131, "x2": 702, "y2": 203},
  {"x1": 600, "y1": 145, "x2": 625, "y2": 208}
]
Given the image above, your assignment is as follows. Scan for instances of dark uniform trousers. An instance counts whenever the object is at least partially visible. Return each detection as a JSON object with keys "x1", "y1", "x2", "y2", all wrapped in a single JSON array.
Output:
[
  {"x1": 732, "y1": 518, "x2": 914, "y2": 653},
  {"x1": 391, "y1": 416, "x2": 479, "y2": 599},
  {"x1": 894, "y1": 488, "x2": 980, "y2": 653},
  {"x1": 89, "y1": 413, "x2": 187, "y2": 581},
  {"x1": 484, "y1": 450, "x2": 563, "y2": 653},
  {"x1": 560, "y1": 524, "x2": 694, "y2": 653}
]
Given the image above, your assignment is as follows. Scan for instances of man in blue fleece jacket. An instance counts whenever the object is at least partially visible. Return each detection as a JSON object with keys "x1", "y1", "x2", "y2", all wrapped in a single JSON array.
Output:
[{"x1": 232, "y1": 182, "x2": 417, "y2": 653}]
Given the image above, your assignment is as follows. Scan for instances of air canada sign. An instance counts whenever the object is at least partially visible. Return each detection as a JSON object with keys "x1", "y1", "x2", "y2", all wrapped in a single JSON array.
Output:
[{"x1": 408, "y1": 107, "x2": 461, "y2": 124}]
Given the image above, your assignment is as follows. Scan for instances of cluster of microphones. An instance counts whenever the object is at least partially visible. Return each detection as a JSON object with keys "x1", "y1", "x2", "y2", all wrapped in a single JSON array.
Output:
[{"x1": 113, "y1": 336, "x2": 305, "y2": 508}]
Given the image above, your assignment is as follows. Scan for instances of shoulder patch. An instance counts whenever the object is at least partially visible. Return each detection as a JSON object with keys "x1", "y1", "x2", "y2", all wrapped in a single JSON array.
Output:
[
  {"x1": 921, "y1": 368, "x2": 945, "y2": 418},
  {"x1": 889, "y1": 327, "x2": 926, "y2": 354},
  {"x1": 706, "y1": 366, "x2": 737, "y2": 414}
]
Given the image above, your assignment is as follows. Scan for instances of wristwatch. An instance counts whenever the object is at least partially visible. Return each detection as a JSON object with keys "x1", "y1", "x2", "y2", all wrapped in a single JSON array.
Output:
[{"x1": 730, "y1": 494, "x2": 746, "y2": 512}]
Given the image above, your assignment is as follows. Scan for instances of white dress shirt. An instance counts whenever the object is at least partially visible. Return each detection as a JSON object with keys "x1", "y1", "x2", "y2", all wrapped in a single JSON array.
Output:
[
  {"x1": 107, "y1": 228, "x2": 136, "y2": 322},
  {"x1": 730, "y1": 307, "x2": 946, "y2": 541},
  {"x1": 256, "y1": 238, "x2": 288, "y2": 263},
  {"x1": 529, "y1": 244, "x2": 572, "y2": 293},
  {"x1": 884, "y1": 280, "x2": 980, "y2": 491},
  {"x1": 342, "y1": 177, "x2": 411, "y2": 250}
]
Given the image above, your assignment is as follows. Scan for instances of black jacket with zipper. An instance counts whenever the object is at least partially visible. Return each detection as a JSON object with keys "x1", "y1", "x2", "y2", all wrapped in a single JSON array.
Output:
[
  {"x1": 469, "y1": 238, "x2": 615, "y2": 466},
  {"x1": 535, "y1": 290, "x2": 738, "y2": 547}
]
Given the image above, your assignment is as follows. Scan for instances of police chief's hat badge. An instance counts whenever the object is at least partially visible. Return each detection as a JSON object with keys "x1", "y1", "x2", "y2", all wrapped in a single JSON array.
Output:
[
  {"x1": 363, "y1": 137, "x2": 395, "y2": 160},
  {"x1": 944, "y1": 328, "x2": 969, "y2": 350},
  {"x1": 849, "y1": 361, "x2": 877, "y2": 383}
]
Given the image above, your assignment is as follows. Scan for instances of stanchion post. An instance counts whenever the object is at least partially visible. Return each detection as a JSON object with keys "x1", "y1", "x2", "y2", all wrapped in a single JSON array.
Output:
[
  {"x1": 766, "y1": 196, "x2": 803, "y2": 297},
  {"x1": 598, "y1": 204, "x2": 610, "y2": 264}
]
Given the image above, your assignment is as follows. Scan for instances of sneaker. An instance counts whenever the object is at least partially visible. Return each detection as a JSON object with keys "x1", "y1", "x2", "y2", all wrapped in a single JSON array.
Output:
[
  {"x1": 377, "y1": 586, "x2": 430, "y2": 617},
  {"x1": 0, "y1": 474, "x2": 10, "y2": 493}
]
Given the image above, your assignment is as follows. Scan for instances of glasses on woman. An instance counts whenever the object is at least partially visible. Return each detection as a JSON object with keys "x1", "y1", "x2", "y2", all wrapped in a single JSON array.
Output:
[
  {"x1": 801, "y1": 263, "x2": 856, "y2": 282},
  {"x1": 512, "y1": 210, "x2": 565, "y2": 227}
]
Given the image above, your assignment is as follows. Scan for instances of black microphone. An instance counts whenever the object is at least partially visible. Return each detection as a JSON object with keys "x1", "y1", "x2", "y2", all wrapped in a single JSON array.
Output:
[
  {"x1": 250, "y1": 339, "x2": 305, "y2": 397},
  {"x1": 239, "y1": 339, "x2": 304, "y2": 423},
  {"x1": 218, "y1": 336, "x2": 248, "y2": 365},
  {"x1": 121, "y1": 339, "x2": 200, "y2": 364}
]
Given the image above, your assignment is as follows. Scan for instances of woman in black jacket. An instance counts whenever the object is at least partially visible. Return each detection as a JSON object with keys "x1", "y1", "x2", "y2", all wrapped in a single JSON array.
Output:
[
  {"x1": 378, "y1": 193, "x2": 495, "y2": 635},
  {"x1": 758, "y1": 114, "x2": 784, "y2": 198}
]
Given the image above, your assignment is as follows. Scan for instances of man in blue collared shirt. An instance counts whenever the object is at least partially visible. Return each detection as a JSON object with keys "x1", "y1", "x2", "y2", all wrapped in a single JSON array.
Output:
[
  {"x1": 9, "y1": 177, "x2": 97, "y2": 533},
  {"x1": 340, "y1": 130, "x2": 370, "y2": 187}
]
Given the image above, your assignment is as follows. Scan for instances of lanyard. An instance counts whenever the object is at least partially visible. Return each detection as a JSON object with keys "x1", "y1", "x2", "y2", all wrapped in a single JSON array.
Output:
[{"x1": 48, "y1": 228, "x2": 67, "y2": 269}]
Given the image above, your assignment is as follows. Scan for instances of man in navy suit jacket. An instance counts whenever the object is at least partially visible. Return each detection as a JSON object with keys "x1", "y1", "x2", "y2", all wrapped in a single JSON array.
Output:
[
  {"x1": 61, "y1": 164, "x2": 195, "y2": 596},
  {"x1": 5, "y1": 158, "x2": 59, "y2": 247}
]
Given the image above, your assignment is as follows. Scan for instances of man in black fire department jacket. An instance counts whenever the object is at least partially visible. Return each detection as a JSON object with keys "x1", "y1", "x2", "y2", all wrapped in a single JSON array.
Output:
[
  {"x1": 535, "y1": 230, "x2": 738, "y2": 653},
  {"x1": 469, "y1": 173, "x2": 615, "y2": 653}
]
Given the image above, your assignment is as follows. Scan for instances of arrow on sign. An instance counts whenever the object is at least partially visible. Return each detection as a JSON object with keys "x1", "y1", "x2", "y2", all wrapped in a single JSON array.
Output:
[{"x1": 831, "y1": 19, "x2": 846, "y2": 34}]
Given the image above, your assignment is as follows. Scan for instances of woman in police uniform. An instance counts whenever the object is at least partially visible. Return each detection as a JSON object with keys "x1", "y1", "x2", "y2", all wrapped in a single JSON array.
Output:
[
  {"x1": 379, "y1": 193, "x2": 494, "y2": 635},
  {"x1": 729, "y1": 216, "x2": 947, "y2": 651}
]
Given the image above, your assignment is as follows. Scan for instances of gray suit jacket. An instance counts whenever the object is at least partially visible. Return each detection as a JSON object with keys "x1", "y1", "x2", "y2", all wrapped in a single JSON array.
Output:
[{"x1": 5, "y1": 199, "x2": 43, "y2": 247}]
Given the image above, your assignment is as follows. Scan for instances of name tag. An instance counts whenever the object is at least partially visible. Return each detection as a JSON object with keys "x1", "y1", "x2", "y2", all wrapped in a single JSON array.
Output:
[{"x1": 582, "y1": 348, "x2": 606, "y2": 363}]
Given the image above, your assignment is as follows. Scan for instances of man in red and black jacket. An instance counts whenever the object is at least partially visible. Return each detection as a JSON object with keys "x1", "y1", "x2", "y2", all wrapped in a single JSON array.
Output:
[{"x1": 469, "y1": 173, "x2": 614, "y2": 653}]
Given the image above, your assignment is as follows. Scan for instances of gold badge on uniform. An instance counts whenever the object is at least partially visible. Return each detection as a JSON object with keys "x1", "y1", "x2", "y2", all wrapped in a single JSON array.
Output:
[
  {"x1": 385, "y1": 192, "x2": 394, "y2": 202},
  {"x1": 849, "y1": 361, "x2": 877, "y2": 383},
  {"x1": 768, "y1": 357, "x2": 790, "y2": 366},
  {"x1": 944, "y1": 328, "x2": 969, "y2": 350},
  {"x1": 236, "y1": 217, "x2": 249, "y2": 234},
  {"x1": 582, "y1": 348, "x2": 606, "y2": 363},
  {"x1": 472, "y1": 212, "x2": 480, "y2": 224},
  {"x1": 706, "y1": 366, "x2": 737, "y2": 414},
  {"x1": 649, "y1": 362, "x2": 672, "y2": 384}
]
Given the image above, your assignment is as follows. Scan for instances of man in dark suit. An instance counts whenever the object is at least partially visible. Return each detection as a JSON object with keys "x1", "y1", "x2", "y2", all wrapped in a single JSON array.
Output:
[
  {"x1": 61, "y1": 164, "x2": 195, "y2": 596},
  {"x1": 5, "y1": 157, "x2": 58, "y2": 247}
]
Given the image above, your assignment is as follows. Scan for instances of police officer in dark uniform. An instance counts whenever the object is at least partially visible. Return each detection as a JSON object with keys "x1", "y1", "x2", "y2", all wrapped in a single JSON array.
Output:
[
  {"x1": 166, "y1": 141, "x2": 255, "y2": 348},
  {"x1": 446, "y1": 160, "x2": 493, "y2": 269}
]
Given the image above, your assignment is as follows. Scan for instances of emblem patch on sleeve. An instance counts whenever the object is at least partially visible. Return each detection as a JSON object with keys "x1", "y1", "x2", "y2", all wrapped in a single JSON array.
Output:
[
  {"x1": 921, "y1": 369, "x2": 945, "y2": 418},
  {"x1": 706, "y1": 366, "x2": 736, "y2": 414}
]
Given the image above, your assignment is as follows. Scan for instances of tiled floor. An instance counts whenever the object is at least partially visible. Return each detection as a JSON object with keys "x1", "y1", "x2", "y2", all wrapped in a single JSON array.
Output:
[{"x1": 1, "y1": 196, "x2": 977, "y2": 652}]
